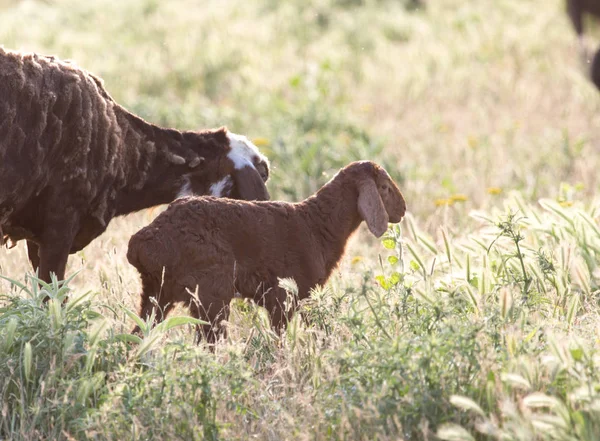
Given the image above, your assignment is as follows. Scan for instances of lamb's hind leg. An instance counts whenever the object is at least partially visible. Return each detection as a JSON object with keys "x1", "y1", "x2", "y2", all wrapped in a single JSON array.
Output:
[{"x1": 132, "y1": 273, "x2": 173, "y2": 335}]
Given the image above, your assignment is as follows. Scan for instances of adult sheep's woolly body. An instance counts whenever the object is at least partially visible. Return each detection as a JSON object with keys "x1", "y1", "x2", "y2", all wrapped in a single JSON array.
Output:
[
  {"x1": 0, "y1": 47, "x2": 270, "y2": 282},
  {"x1": 127, "y1": 161, "x2": 407, "y2": 344}
]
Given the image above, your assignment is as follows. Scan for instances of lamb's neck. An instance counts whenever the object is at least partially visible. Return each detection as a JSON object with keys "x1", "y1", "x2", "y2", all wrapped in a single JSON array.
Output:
[
  {"x1": 113, "y1": 107, "x2": 192, "y2": 216},
  {"x1": 302, "y1": 178, "x2": 362, "y2": 275}
]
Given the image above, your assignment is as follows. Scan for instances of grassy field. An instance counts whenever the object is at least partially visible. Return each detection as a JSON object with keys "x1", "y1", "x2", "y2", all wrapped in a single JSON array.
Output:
[{"x1": 1, "y1": 0, "x2": 600, "y2": 439}]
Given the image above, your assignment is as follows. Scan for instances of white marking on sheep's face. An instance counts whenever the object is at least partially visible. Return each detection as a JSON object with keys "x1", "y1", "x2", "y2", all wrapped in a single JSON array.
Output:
[
  {"x1": 177, "y1": 176, "x2": 192, "y2": 199},
  {"x1": 209, "y1": 176, "x2": 233, "y2": 197},
  {"x1": 226, "y1": 132, "x2": 269, "y2": 171}
]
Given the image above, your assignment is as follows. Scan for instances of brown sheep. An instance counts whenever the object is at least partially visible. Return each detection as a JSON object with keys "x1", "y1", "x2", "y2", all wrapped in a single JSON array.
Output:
[
  {"x1": 0, "y1": 47, "x2": 270, "y2": 283},
  {"x1": 127, "y1": 160, "x2": 406, "y2": 344}
]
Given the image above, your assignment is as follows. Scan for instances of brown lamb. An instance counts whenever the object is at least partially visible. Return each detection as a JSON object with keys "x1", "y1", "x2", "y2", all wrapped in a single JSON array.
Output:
[
  {"x1": 0, "y1": 47, "x2": 270, "y2": 283},
  {"x1": 127, "y1": 160, "x2": 406, "y2": 344}
]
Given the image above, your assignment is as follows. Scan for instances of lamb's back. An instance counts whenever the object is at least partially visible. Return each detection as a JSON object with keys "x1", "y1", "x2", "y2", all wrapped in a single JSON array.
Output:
[{"x1": 128, "y1": 197, "x2": 302, "y2": 276}]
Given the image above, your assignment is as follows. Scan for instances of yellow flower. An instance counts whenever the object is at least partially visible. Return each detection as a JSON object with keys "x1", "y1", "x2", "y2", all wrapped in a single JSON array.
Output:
[
  {"x1": 467, "y1": 136, "x2": 478, "y2": 149},
  {"x1": 252, "y1": 137, "x2": 271, "y2": 147},
  {"x1": 339, "y1": 132, "x2": 351, "y2": 145},
  {"x1": 450, "y1": 194, "x2": 468, "y2": 203},
  {"x1": 351, "y1": 256, "x2": 364, "y2": 265},
  {"x1": 559, "y1": 200, "x2": 574, "y2": 207},
  {"x1": 434, "y1": 198, "x2": 453, "y2": 207},
  {"x1": 487, "y1": 187, "x2": 502, "y2": 195}
]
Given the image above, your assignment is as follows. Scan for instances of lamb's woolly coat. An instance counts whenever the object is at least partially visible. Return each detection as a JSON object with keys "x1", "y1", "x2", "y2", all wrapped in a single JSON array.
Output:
[
  {"x1": 127, "y1": 161, "x2": 406, "y2": 343},
  {"x1": 0, "y1": 48, "x2": 269, "y2": 282}
]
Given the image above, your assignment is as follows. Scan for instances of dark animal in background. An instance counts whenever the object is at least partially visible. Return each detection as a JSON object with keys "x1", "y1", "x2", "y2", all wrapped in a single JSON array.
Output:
[
  {"x1": 127, "y1": 160, "x2": 406, "y2": 344},
  {"x1": 566, "y1": 0, "x2": 600, "y2": 39},
  {"x1": 0, "y1": 47, "x2": 270, "y2": 283},
  {"x1": 592, "y1": 42, "x2": 600, "y2": 88},
  {"x1": 566, "y1": 0, "x2": 600, "y2": 89}
]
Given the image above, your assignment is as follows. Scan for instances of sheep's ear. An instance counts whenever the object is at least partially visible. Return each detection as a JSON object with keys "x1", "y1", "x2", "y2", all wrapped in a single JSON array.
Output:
[
  {"x1": 357, "y1": 179, "x2": 389, "y2": 238},
  {"x1": 233, "y1": 166, "x2": 270, "y2": 201}
]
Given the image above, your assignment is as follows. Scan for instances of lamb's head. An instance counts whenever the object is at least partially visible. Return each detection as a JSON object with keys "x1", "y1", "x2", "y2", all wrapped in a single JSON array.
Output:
[
  {"x1": 351, "y1": 161, "x2": 406, "y2": 238},
  {"x1": 179, "y1": 130, "x2": 270, "y2": 201}
]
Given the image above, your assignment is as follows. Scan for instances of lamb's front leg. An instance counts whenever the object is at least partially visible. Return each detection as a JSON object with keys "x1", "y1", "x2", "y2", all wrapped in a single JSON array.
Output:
[
  {"x1": 263, "y1": 287, "x2": 295, "y2": 333},
  {"x1": 132, "y1": 273, "x2": 176, "y2": 335},
  {"x1": 189, "y1": 298, "x2": 230, "y2": 346}
]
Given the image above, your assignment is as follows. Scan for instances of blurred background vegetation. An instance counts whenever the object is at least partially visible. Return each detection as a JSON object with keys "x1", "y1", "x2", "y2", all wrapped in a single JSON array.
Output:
[
  {"x1": 1, "y1": 0, "x2": 598, "y2": 223},
  {"x1": 1, "y1": 0, "x2": 600, "y2": 440}
]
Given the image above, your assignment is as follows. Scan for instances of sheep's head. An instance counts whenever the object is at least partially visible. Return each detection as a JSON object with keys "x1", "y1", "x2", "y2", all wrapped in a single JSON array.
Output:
[
  {"x1": 353, "y1": 161, "x2": 406, "y2": 238},
  {"x1": 179, "y1": 130, "x2": 270, "y2": 201}
]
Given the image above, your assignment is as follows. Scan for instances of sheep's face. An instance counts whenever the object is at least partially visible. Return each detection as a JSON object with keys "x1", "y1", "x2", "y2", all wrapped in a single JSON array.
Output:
[
  {"x1": 374, "y1": 166, "x2": 406, "y2": 223},
  {"x1": 180, "y1": 132, "x2": 270, "y2": 201}
]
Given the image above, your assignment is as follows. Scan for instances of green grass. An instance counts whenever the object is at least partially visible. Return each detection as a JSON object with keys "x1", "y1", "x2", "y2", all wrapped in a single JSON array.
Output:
[{"x1": 1, "y1": 0, "x2": 600, "y2": 439}]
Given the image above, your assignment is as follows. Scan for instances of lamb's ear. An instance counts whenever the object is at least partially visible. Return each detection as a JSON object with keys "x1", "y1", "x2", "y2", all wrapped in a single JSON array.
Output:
[
  {"x1": 357, "y1": 179, "x2": 389, "y2": 238},
  {"x1": 233, "y1": 166, "x2": 270, "y2": 201}
]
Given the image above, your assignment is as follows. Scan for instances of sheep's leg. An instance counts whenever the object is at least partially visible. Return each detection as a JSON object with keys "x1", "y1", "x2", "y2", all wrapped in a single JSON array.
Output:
[
  {"x1": 38, "y1": 227, "x2": 77, "y2": 283},
  {"x1": 566, "y1": 0, "x2": 584, "y2": 37},
  {"x1": 26, "y1": 240, "x2": 40, "y2": 274},
  {"x1": 36, "y1": 209, "x2": 79, "y2": 284},
  {"x1": 38, "y1": 245, "x2": 70, "y2": 284},
  {"x1": 189, "y1": 300, "x2": 230, "y2": 346}
]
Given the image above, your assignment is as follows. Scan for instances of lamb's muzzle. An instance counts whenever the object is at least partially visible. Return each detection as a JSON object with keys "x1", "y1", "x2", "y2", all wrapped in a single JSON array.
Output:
[{"x1": 127, "y1": 160, "x2": 406, "y2": 344}]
